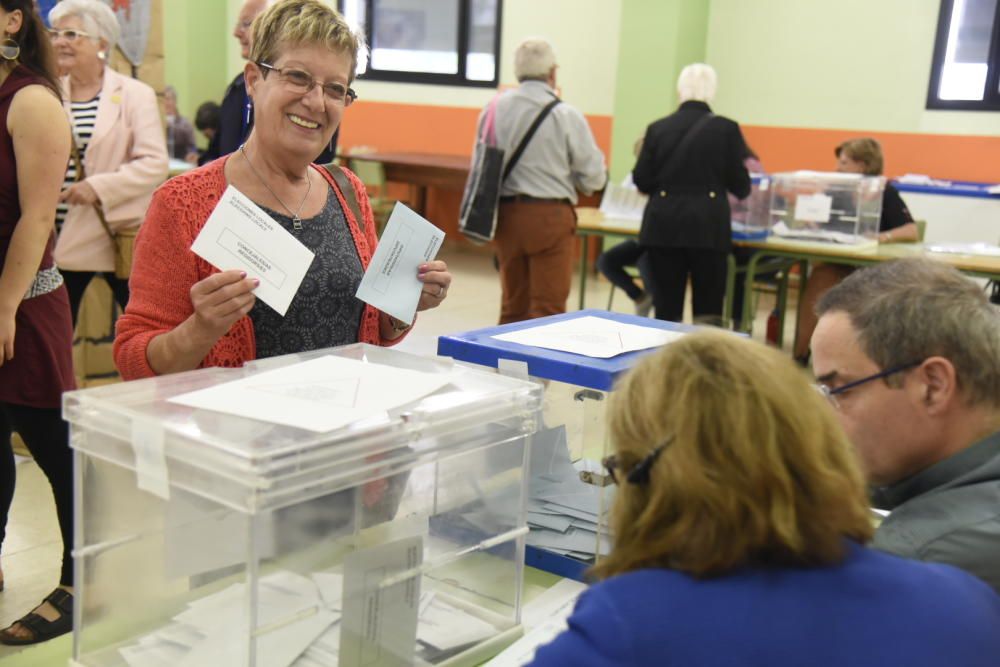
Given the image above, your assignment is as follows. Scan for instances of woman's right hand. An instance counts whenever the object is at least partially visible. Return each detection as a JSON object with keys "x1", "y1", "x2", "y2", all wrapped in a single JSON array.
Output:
[{"x1": 189, "y1": 270, "x2": 259, "y2": 341}]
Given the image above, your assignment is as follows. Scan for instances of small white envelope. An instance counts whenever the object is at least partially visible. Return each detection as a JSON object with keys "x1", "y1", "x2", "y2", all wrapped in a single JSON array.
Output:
[
  {"x1": 355, "y1": 203, "x2": 445, "y2": 325},
  {"x1": 191, "y1": 186, "x2": 315, "y2": 316}
]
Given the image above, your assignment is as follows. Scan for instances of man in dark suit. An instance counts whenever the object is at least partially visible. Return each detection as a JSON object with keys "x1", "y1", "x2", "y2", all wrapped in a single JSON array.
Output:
[{"x1": 632, "y1": 63, "x2": 750, "y2": 323}]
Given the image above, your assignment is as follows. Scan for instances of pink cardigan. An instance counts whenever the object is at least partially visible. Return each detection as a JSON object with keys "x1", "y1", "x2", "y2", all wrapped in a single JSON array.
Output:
[
  {"x1": 114, "y1": 157, "x2": 404, "y2": 380},
  {"x1": 55, "y1": 67, "x2": 168, "y2": 271}
]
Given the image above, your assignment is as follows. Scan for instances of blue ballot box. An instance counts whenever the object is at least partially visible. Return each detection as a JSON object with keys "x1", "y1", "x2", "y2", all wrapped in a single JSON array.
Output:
[{"x1": 438, "y1": 309, "x2": 699, "y2": 580}]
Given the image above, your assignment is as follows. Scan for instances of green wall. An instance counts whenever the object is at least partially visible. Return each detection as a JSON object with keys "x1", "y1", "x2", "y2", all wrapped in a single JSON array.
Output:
[
  {"x1": 609, "y1": 0, "x2": 710, "y2": 181},
  {"x1": 163, "y1": 0, "x2": 231, "y2": 144},
  {"x1": 706, "y1": 0, "x2": 1000, "y2": 137}
]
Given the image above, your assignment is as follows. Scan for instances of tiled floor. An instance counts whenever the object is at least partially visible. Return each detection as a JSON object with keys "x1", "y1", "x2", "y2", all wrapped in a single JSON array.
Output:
[{"x1": 0, "y1": 243, "x2": 797, "y2": 663}]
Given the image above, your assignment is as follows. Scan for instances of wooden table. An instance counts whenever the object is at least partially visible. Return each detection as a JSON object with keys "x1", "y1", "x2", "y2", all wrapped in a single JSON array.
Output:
[
  {"x1": 576, "y1": 208, "x2": 1000, "y2": 342},
  {"x1": 735, "y1": 237, "x2": 1000, "y2": 348},
  {"x1": 344, "y1": 151, "x2": 470, "y2": 216}
]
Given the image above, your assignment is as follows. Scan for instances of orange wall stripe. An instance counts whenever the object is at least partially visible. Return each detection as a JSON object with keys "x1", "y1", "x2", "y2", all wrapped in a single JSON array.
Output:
[
  {"x1": 340, "y1": 100, "x2": 613, "y2": 158},
  {"x1": 743, "y1": 126, "x2": 1000, "y2": 183}
]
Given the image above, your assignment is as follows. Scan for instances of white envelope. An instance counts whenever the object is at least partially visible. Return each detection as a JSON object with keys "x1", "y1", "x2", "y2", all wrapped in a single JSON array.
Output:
[
  {"x1": 191, "y1": 186, "x2": 315, "y2": 316},
  {"x1": 355, "y1": 203, "x2": 445, "y2": 325}
]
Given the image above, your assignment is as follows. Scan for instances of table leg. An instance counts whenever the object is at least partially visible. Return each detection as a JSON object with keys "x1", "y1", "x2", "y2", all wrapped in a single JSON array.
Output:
[
  {"x1": 724, "y1": 254, "x2": 736, "y2": 329},
  {"x1": 739, "y1": 252, "x2": 766, "y2": 334},
  {"x1": 578, "y1": 236, "x2": 589, "y2": 310}
]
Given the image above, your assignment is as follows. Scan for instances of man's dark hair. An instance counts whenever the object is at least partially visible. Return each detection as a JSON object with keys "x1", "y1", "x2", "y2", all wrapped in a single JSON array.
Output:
[
  {"x1": 194, "y1": 101, "x2": 221, "y2": 132},
  {"x1": 817, "y1": 257, "x2": 1000, "y2": 407}
]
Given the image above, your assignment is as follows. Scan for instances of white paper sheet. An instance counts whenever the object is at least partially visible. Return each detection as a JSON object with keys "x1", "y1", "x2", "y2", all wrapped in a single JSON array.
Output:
[
  {"x1": 417, "y1": 593, "x2": 499, "y2": 652},
  {"x1": 492, "y1": 315, "x2": 684, "y2": 358},
  {"x1": 190, "y1": 185, "x2": 315, "y2": 316},
  {"x1": 926, "y1": 242, "x2": 1000, "y2": 257},
  {"x1": 793, "y1": 193, "x2": 833, "y2": 223},
  {"x1": 355, "y1": 202, "x2": 445, "y2": 325},
  {"x1": 598, "y1": 180, "x2": 647, "y2": 222},
  {"x1": 168, "y1": 355, "x2": 450, "y2": 432}
]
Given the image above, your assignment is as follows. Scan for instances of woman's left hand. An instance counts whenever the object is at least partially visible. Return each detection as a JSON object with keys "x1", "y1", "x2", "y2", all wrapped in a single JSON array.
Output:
[
  {"x1": 416, "y1": 260, "x2": 452, "y2": 311},
  {"x1": 60, "y1": 181, "x2": 100, "y2": 206}
]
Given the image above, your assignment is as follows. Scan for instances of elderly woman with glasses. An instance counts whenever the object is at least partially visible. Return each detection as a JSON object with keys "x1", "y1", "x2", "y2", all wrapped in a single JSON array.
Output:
[
  {"x1": 529, "y1": 331, "x2": 1000, "y2": 667},
  {"x1": 114, "y1": 0, "x2": 451, "y2": 380},
  {"x1": 48, "y1": 0, "x2": 167, "y2": 325}
]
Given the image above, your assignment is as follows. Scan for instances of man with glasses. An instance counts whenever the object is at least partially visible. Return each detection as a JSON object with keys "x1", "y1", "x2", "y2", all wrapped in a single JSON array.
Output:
[
  {"x1": 810, "y1": 257, "x2": 1000, "y2": 593},
  {"x1": 202, "y1": 0, "x2": 336, "y2": 164}
]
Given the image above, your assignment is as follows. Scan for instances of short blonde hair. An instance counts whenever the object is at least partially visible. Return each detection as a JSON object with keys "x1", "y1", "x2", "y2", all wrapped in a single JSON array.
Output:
[
  {"x1": 835, "y1": 137, "x2": 884, "y2": 176},
  {"x1": 49, "y1": 0, "x2": 120, "y2": 52},
  {"x1": 592, "y1": 331, "x2": 874, "y2": 581},
  {"x1": 250, "y1": 0, "x2": 361, "y2": 82},
  {"x1": 676, "y1": 63, "x2": 717, "y2": 103},
  {"x1": 514, "y1": 38, "x2": 557, "y2": 82}
]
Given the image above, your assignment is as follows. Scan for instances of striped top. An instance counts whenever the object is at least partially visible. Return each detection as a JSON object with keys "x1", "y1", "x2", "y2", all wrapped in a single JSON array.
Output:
[{"x1": 56, "y1": 95, "x2": 100, "y2": 230}]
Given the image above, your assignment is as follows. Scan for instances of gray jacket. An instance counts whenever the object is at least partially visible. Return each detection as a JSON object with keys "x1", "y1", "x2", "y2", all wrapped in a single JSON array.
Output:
[{"x1": 872, "y1": 430, "x2": 1000, "y2": 594}]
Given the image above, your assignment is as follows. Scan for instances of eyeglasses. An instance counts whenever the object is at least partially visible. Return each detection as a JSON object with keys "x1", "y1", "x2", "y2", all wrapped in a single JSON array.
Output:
[
  {"x1": 48, "y1": 28, "x2": 95, "y2": 42},
  {"x1": 814, "y1": 360, "x2": 923, "y2": 409},
  {"x1": 602, "y1": 437, "x2": 673, "y2": 485},
  {"x1": 257, "y1": 62, "x2": 357, "y2": 106}
]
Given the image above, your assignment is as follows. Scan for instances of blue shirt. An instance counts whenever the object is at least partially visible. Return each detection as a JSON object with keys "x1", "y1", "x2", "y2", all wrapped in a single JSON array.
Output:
[{"x1": 529, "y1": 542, "x2": 1000, "y2": 666}]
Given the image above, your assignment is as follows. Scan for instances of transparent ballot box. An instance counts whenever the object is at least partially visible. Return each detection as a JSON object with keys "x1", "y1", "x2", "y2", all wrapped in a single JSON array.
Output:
[
  {"x1": 755, "y1": 170, "x2": 885, "y2": 246},
  {"x1": 437, "y1": 310, "x2": 697, "y2": 581},
  {"x1": 730, "y1": 172, "x2": 771, "y2": 240},
  {"x1": 64, "y1": 344, "x2": 542, "y2": 667}
]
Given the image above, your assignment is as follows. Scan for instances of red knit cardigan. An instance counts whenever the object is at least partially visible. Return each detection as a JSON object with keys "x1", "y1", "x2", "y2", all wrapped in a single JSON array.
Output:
[{"x1": 114, "y1": 156, "x2": 403, "y2": 380}]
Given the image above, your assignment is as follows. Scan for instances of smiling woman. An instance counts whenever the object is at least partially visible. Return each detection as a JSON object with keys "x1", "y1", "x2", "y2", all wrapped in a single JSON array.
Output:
[{"x1": 114, "y1": 0, "x2": 453, "y2": 381}]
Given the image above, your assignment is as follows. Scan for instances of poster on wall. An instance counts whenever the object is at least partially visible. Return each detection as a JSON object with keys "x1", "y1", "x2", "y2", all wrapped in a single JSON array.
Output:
[{"x1": 102, "y1": 0, "x2": 152, "y2": 66}]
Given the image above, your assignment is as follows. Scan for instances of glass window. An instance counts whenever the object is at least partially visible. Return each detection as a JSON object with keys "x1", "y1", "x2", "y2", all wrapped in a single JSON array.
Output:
[
  {"x1": 927, "y1": 0, "x2": 1000, "y2": 110},
  {"x1": 340, "y1": 0, "x2": 501, "y2": 88}
]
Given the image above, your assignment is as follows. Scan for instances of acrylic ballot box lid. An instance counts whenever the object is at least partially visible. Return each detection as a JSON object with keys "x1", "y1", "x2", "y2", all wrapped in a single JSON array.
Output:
[
  {"x1": 436, "y1": 309, "x2": 698, "y2": 391},
  {"x1": 63, "y1": 343, "x2": 542, "y2": 512}
]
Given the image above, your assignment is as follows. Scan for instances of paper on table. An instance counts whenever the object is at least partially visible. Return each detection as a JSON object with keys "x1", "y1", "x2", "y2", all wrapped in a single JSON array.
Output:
[
  {"x1": 190, "y1": 186, "x2": 315, "y2": 317},
  {"x1": 168, "y1": 355, "x2": 450, "y2": 432},
  {"x1": 492, "y1": 315, "x2": 684, "y2": 358},
  {"x1": 926, "y1": 242, "x2": 1000, "y2": 257},
  {"x1": 355, "y1": 202, "x2": 445, "y2": 325}
]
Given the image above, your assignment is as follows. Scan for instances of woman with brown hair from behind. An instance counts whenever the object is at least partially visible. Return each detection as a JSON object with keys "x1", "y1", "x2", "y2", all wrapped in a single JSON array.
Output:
[{"x1": 529, "y1": 331, "x2": 1000, "y2": 666}]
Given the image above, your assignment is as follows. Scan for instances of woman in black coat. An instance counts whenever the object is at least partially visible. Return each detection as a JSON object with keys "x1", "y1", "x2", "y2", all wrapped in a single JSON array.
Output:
[{"x1": 633, "y1": 63, "x2": 750, "y2": 323}]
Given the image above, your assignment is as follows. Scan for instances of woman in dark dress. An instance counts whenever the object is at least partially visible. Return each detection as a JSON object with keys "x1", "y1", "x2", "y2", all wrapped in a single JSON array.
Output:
[{"x1": 0, "y1": 0, "x2": 77, "y2": 646}]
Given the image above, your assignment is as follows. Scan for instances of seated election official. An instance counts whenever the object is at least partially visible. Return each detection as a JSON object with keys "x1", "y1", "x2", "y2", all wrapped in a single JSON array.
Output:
[
  {"x1": 529, "y1": 331, "x2": 1000, "y2": 667},
  {"x1": 114, "y1": 0, "x2": 451, "y2": 380},
  {"x1": 793, "y1": 137, "x2": 917, "y2": 363}
]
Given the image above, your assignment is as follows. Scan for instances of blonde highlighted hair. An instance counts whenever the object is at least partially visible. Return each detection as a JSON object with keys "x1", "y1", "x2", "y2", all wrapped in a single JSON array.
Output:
[
  {"x1": 249, "y1": 0, "x2": 362, "y2": 82},
  {"x1": 592, "y1": 331, "x2": 874, "y2": 581}
]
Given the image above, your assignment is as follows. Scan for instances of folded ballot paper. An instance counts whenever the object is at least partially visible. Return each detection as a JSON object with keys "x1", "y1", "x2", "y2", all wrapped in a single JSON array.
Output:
[{"x1": 493, "y1": 315, "x2": 684, "y2": 359}]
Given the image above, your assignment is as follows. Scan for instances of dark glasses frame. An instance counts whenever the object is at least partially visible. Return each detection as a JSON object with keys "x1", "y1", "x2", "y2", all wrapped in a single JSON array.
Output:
[{"x1": 602, "y1": 436, "x2": 673, "y2": 485}]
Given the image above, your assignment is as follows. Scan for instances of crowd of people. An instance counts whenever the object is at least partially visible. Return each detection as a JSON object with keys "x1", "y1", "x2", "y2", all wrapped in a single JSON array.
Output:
[{"x1": 0, "y1": 0, "x2": 997, "y2": 661}]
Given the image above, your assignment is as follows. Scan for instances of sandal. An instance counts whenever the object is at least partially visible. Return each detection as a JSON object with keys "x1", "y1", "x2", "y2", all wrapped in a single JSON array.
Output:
[{"x1": 0, "y1": 588, "x2": 73, "y2": 646}]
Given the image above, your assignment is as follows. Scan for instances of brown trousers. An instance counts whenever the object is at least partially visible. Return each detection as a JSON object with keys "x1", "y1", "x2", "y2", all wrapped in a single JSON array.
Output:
[{"x1": 494, "y1": 200, "x2": 577, "y2": 324}]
